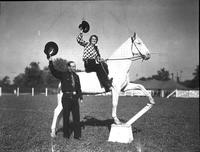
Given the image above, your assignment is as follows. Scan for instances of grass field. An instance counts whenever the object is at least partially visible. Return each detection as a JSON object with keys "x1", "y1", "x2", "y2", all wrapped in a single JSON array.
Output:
[{"x1": 0, "y1": 95, "x2": 199, "y2": 152}]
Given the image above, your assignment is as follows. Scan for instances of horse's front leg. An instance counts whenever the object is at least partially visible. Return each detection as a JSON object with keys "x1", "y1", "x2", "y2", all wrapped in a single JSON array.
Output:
[
  {"x1": 111, "y1": 87, "x2": 121, "y2": 124},
  {"x1": 51, "y1": 93, "x2": 63, "y2": 138},
  {"x1": 124, "y1": 83, "x2": 155, "y2": 104}
]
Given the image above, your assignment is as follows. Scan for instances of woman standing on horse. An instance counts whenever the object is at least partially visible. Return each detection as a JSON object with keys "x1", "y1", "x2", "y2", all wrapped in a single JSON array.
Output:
[{"x1": 76, "y1": 21, "x2": 113, "y2": 92}]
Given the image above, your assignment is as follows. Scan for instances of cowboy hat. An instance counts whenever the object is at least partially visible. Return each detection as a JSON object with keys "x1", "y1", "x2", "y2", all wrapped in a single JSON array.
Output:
[
  {"x1": 44, "y1": 41, "x2": 58, "y2": 58},
  {"x1": 79, "y1": 20, "x2": 90, "y2": 33}
]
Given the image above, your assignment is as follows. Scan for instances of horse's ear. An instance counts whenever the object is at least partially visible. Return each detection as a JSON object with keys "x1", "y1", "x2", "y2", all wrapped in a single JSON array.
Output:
[
  {"x1": 132, "y1": 32, "x2": 137, "y2": 42},
  {"x1": 133, "y1": 32, "x2": 137, "y2": 39}
]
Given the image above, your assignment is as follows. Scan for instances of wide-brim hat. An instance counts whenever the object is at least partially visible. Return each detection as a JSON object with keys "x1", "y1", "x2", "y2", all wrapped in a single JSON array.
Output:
[
  {"x1": 44, "y1": 41, "x2": 58, "y2": 56},
  {"x1": 79, "y1": 20, "x2": 90, "y2": 33}
]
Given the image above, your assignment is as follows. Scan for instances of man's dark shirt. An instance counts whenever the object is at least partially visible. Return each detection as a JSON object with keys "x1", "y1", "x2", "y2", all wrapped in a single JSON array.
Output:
[{"x1": 49, "y1": 61, "x2": 83, "y2": 100}]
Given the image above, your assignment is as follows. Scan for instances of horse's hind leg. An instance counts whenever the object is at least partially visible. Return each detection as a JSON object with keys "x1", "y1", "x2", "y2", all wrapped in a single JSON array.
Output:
[
  {"x1": 51, "y1": 93, "x2": 63, "y2": 138},
  {"x1": 124, "y1": 83, "x2": 155, "y2": 104}
]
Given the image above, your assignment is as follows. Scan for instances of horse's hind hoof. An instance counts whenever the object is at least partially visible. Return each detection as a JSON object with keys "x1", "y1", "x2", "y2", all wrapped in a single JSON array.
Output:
[
  {"x1": 113, "y1": 117, "x2": 122, "y2": 125},
  {"x1": 115, "y1": 121, "x2": 123, "y2": 125},
  {"x1": 149, "y1": 97, "x2": 155, "y2": 104}
]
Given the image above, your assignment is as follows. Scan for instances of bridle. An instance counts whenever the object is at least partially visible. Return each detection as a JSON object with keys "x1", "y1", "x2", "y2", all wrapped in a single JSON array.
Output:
[{"x1": 105, "y1": 35, "x2": 146, "y2": 62}]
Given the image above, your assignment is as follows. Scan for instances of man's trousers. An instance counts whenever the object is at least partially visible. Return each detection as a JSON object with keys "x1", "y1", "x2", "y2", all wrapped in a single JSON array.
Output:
[{"x1": 61, "y1": 94, "x2": 81, "y2": 138}]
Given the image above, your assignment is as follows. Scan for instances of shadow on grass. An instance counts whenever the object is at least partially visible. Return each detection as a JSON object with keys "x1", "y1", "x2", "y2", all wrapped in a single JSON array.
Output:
[
  {"x1": 55, "y1": 116, "x2": 141, "y2": 136},
  {"x1": 81, "y1": 115, "x2": 114, "y2": 131},
  {"x1": 81, "y1": 115, "x2": 142, "y2": 134}
]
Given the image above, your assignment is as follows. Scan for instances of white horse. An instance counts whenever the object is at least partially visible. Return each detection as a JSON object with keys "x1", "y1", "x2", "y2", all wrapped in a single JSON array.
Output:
[{"x1": 50, "y1": 32, "x2": 155, "y2": 137}]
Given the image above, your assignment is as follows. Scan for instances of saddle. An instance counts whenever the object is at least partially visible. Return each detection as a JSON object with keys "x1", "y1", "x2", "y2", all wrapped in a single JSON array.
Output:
[{"x1": 76, "y1": 71, "x2": 112, "y2": 93}]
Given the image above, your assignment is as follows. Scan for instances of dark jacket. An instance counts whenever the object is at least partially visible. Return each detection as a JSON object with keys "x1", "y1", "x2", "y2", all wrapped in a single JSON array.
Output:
[{"x1": 49, "y1": 61, "x2": 83, "y2": 100}]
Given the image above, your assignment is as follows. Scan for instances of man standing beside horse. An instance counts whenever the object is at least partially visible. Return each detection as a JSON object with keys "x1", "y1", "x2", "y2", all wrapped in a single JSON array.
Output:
[{"x1": 48, "y1": 54, "x2": 83, "y2": 140}]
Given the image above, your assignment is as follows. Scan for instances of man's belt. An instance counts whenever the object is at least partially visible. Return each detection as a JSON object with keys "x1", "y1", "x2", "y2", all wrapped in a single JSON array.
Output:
[{"x1": 63, "y1": 91, "x2": 77, "y2": 95}]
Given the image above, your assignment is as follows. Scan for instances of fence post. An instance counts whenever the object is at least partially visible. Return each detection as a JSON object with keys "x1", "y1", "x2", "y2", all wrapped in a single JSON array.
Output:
[
  {"x1": 14, "y1": 89, "x2": 16, "y2": 95},
  {"x1": 161, "y1": 90, "x2": 165, "y2": 98},
  {"x1": 45, "y1": 88, "x2": 48, "y2": 96},
  {"x1": 17, "y1": 87, "x2": 19, "y2": 96},
  {"x1": 32, "y1": 88, "x2": 34, "y2": 96},
  {"x1": 175, "y1": 89, "x2": 178, "y2": 98},
  {"x1": 0, "y1": 87, "x2": 2, "y2": 96}
]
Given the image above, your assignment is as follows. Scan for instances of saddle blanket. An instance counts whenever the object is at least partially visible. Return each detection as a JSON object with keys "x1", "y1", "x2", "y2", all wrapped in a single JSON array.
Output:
[{"x1": 77, "y1": 72, "x2": 106, "y2": 94}]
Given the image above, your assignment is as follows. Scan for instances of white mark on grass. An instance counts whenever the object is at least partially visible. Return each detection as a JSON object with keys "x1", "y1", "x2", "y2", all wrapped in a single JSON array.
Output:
[{"x1": 135, "y1": 142, "x2": 142, "y2": 152}]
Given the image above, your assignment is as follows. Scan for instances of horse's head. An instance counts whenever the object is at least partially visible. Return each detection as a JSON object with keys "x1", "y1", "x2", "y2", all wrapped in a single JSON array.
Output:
[{"x1": 131, "y1": 32, "x2": 151, "y2": 60}]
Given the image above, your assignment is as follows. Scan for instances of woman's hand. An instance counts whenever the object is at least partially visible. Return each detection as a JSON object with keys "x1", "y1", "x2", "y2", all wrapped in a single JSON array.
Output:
[
  {"x1": 99, "y1": 58, "x2": 105, "y2": 62},
  {"x1": 97, "y1": 57, "x2": 104, "y2": 62}
]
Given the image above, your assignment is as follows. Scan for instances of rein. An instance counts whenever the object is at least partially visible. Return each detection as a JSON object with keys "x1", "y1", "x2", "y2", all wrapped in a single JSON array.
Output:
[{"x1": 105, "y1": 56, "x2": 142, "y2": 62}]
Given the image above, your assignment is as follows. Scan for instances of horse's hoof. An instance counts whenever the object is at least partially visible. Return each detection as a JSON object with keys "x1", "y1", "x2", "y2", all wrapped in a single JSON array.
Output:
[
  {"x1": 113, "y1": 117, "x2": 122, "y2": 125},
  {"x1": 50, "y1": 131, "x2": 56, "y2": 138},
  {"x1": 115, "y1": 121, "x2": 124, "y2": 125},
  {"x1": 149, "y1": 97, "x2": 155, "y2": 104}
]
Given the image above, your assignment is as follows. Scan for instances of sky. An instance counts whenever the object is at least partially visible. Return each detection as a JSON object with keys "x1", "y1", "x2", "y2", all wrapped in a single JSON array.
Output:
[{"x1": 0, "y1": 0, "x2": 199, "y2": 83}]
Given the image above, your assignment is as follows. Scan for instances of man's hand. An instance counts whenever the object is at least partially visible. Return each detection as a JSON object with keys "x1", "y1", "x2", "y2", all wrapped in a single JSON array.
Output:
[
  {"x1": 48, "y1": 55, "x2": 53, "y2": 61},
  {"x1": 46, "y1": 54, "x2": 50, "y2": 60}
]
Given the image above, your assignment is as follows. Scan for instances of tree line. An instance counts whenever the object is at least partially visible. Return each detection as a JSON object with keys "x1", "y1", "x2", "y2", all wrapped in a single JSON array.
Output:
[
  {"x1": 0, "y1": 59, "x2": 199, "y2": 89},
  {"x1": 137, "y1": 65, "x2": 199, "y2": 88},
  {"x1": 0, "y1": 58, "x2": 80, "y2": 91}
]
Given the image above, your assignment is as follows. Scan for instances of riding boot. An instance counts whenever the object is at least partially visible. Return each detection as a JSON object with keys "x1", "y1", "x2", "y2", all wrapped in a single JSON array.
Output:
[
  {"x1": 109, "y1": 78, "x2": 113, "y2": 86},
  {"x1": 104, "y1": 78, "x2": 113, "y2": 92}
]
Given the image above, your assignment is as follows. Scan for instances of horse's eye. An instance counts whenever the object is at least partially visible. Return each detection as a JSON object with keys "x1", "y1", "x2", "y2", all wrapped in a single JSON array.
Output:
[{"x1": 137, "y1": 42, "x2": 141, "y2": 45}]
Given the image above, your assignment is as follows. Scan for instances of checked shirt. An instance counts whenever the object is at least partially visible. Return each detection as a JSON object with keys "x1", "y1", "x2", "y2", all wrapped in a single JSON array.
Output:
[{"x1": 77, "y1": 33, "x2": 100, "y2": 61}]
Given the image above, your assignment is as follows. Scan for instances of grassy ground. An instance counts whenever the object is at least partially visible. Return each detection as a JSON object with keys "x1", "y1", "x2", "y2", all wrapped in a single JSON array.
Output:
[{"x1": 0, "y1": 95, "x2": 199, "y2": 152}]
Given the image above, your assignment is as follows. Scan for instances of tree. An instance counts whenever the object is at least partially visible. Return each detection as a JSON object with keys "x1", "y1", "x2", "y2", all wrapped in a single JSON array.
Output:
[
  {"x1": 13, "y1": 73, "x2": 25, "y2": 87},
  {"x1": 23, "y1": 62, "x2": 44, "y2": 87},
  {"x1": 53, "y1": 58, "x2": 68, "y2": 72},
  {"x1": 192, "y1": 65, "x2": 199, "y2": 85},
  {"x1": 42, "y1": 58, "x2": 68, "y2": 88},
  {"x1": 43, "y1": 66, "x2": 59, "y2": 88},
  {"x1": 0, "y1": 76, "x2": 11, "y2": 87},
  {"x1": 152, "y1": 68, "x2": 170, "y2": 81},
  {"x1": 12, "y1": 58, "x2": 84, "y2": 89},
  {"x1": 139, "y1": 77, "x2": 153, "y2": 81},
  {"x1": 180, "y1": 65, "x2": 199, "y2": 88},
  {"x1": 137, "y1": 68, "x2": 170, "y2": 81}
]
